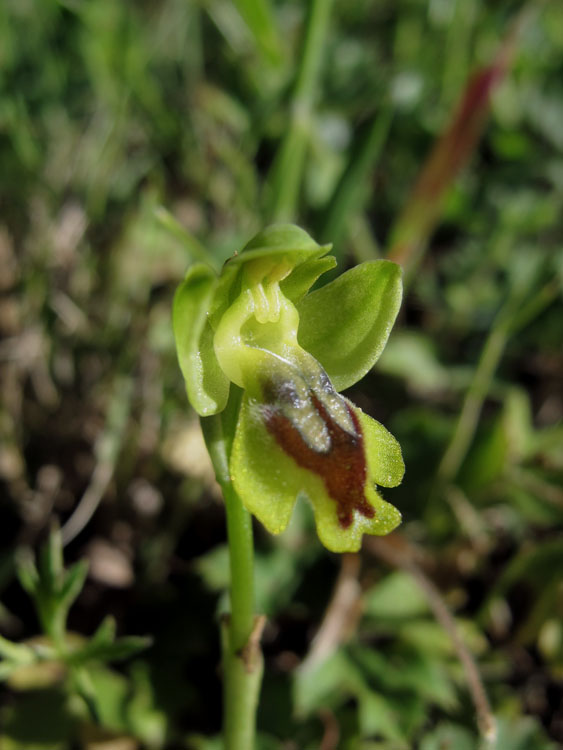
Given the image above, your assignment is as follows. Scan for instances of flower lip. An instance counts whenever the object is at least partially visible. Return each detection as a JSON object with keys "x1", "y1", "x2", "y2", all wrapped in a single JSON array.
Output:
[{"x1": 262, "y1": 378, "x2": 376, "y2": 530}]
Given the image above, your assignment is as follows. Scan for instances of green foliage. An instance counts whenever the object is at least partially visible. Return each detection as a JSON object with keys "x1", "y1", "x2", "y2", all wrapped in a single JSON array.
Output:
[
  {"x1": 16, "y1": 528, "x2": 88, "y2": 644},
  {"x1": 11, "y1": 531, "x2": 149, "y2": 668},
  {"x1": 0, "y1": 531, "x2": 152, "y2": 747}
]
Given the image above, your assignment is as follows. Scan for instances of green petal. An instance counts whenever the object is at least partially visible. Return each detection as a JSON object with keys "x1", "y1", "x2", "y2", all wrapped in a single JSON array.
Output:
[
  {"x1": 296, "y1": 260, "x2": 403, "y2": 391},
  {"x1": 173, "y1": 264, "x2": 230, "y2": 416},
  {"x1": 230, "y1": 394, "x2": 298, "y2": 535},
  {"x1": 354, "y1": 404, "x2": 405, "y2": 488}
]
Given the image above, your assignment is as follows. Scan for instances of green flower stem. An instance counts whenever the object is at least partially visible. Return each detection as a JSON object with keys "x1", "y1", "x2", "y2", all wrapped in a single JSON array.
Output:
[
  {"x1": 268, "y1": 0, "x2": 334, "y2": 221},
  {"x1": 221, "y1": 615, "x2": 264, "y2": 750},
  {"x1": 222, "y1": 481, "x2": 256, "y2": 651},
  {"x1": 200, "y1": 389, "x2": 263, "y2": 750}
]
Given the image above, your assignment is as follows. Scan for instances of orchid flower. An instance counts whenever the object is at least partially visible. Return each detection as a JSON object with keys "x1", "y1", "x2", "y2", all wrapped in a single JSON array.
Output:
[{"x1": 173, "y1": 225, "x2": 404, "y2": 552}]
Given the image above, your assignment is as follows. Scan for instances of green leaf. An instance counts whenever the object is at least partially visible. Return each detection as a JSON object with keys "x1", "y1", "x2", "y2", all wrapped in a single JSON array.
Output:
[
  {"x1": 377, "y1": 330, "x2": 451, "y2": 394},
  {"x1": 76, "y1": 665, "x2": 130, "y2": 732},
  {"x1": 363, "y1": 571, "x2": 430, "y2": 620},
  {"x1": 15, "y1": 534, "x2": 90, "y2": 644},
  {"x1": 89, "y1": 615, "x2": 117, "y2": 647},
  {"x1": 0, "y1": 636, "x2": 35, "y2": 665},
  {"x1": 398, "y1": 619, "x2": 471, "y2": 657},
  {"x1": 294, "y1": 651, "x2": 365, "y2": 716},
  {"x1": 67, "y1": 615, "x2": 151, "y2": 666},
  {"x1": 173, "y1": 263, "x2": 230, "y2": 416},
  {"x1": 420, "y1": 722, "x2": 476, "y2": 750},
  {"x1": 39, "y1": 528, "x2": 64, "y2": 594},
  {"x1": 491, "y1": 717, "x2": 557, "y2": 750},
  {"x1": 153, "y1": 205, "x2": 218, "y2": 268},
  {"x1": 297, "y1": 260, "x2": 403, "y2": 391},
  {"x1": 350, "y1": 644, "x2": 457, "y2": 713},
  {"x1": 358, "y1": 690, "x2": 408, "y2": 744},
  {"x1": 124, "y1": 661, "x2": 167, "y2": 746},
  {"x1": 398, "y1": 652, "x2": 457, "y2": 709},
  {"x1": 69, "y1": 636, "x2": 151, "y2": 666},
  {"x1": 486, "y1": 537, "x2": 563, "y2": 600},
  {"x1": 58, "y1": 560, "x2": 89, "y2": 612},
  {"x1": 0, "y1": 634, "x2": 38, "y2": 683},
  {"x1": 15, "y1": 549, "x2": 39, "y2": 597},
  {"x1": 195, "y1": 545, "x2": 231, "y2": 592},
  {"x1": 79, "y1": 663, "x2": 166, "y2": 742},
  {"x1": 233, "y1": 0, "x2": 283, "y2": 65}
]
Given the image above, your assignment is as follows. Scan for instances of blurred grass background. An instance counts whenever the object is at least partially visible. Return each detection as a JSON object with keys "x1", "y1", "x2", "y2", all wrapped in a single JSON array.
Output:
[{"x1": 0, "y1": 0, "x2": 562, "y2": 748}]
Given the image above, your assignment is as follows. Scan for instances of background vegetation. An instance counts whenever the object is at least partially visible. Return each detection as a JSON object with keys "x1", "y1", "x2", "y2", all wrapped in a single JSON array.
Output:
[{"x1": 1, "y1": 0, "x2": 562, "y2": 747}]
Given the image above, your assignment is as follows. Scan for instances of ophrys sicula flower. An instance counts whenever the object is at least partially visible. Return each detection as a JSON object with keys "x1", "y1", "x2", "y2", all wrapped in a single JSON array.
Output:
[{"x1": 173, "y1": 225, "x2": 404, "y2": 552}]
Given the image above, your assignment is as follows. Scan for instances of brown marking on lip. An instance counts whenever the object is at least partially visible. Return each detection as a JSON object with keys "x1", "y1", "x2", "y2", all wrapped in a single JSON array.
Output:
[{"x1": 264, "y1": 392, "x2": 374, "y2": 528}]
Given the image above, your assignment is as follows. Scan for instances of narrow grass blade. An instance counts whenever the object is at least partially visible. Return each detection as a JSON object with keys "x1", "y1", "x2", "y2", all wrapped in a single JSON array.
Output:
[{"x1": 387, "y1": 6, "x2": 536, "y2": 280}]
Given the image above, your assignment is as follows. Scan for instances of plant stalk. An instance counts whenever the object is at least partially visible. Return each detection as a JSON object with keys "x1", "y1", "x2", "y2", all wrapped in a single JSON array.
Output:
[
  {"x1": 222, "y1": 481, "x2": 256, "y2": 652},
  {"x1": 201, "y1": 396, "x2": 263, "y2": 750}
]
